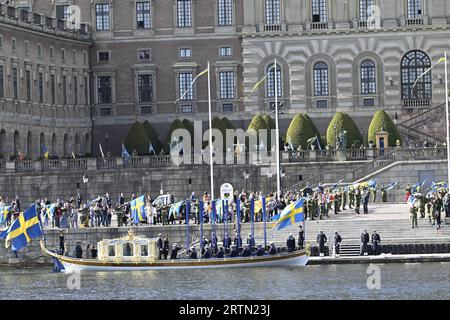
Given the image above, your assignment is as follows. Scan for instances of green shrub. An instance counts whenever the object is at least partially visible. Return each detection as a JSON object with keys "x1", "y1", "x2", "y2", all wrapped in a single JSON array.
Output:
[
  {"x1": 286, "y1": 114, "x2": 317, "y2": 150},
  {"x1": 326, "y1": 112, "x2": 362, "y2": 148},
  {"x1": 143, "y1": 120, "x2": 163, "y2": 155},
  {"x1": 368, "y1": 110, "x2": 402, "y2": 147},
  {"x1": 303, "y1": 114, "x2": 323, "y2": 148},
  {"x1": 164, "y1": 119, "x2": 185, "y2": 154},
  {"x1": 124, "y1": 121, "x2": 150, "y2": 155},
  {"x1": 247, "y1": 115, "x2": 270, "y2": 151}
]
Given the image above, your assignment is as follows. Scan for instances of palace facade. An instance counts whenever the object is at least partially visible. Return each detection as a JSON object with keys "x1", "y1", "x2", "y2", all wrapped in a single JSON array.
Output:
[{"x1": 1, "y1": 0, "x2": 450, "y2": 157}]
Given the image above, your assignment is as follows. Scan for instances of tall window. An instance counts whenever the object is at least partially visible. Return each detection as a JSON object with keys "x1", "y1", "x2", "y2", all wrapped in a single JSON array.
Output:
[
  {"x1": 39, "y1": 73, "x2": 44, "y2": 103},
  {"x1": 138, "y1": 74, "x2": 153, "y2": 102},
  {"x1": 26, "y1": 70, "x2": 31, "y2": 101},
  {"x1": 56, "y1": 5, "x2": 70, "y2": 20},
  {"x1": 12, "y1": 67, "x2": 18, "y2": 99},
  {"x1": 73, "y1": 76, "x2": 78, "y2": 105},
  {"x1": 51, "y1": 75, "x2": 56, "y2": 104},
  {"x1": 360, "y1": 60, "x2": 376, "y2": 94},
  {"x1": 313, "y1": 62, "x2": 329, "y2": 96},
  {"x1": 219, "y1": 71, "x2": 234, "y2": 99},
  {"x1": 97, "y1": 76, "x2": 112, "y2": 104},
  {"x1": 407, "y1": 0, "x2": 422, "y2": 18},
  {"x1": 0, "y1": 65, "x2": 3, "y2": 98},
  {"x1": 62, "y1": 75, "x2": 67, "y2": 105},
  {"x1": 136, "y1": 2, "x2": 151, "y2": 29},
  {"x1": 401, "y1": 50, "x2": 431, "y2": 100},
  {"x1": 359, "y1": 0, "x2": 374, "y2": 21},
  {"x1": 95, "y1": 3, "x2": 110, "y2": 31},
  {"x1": 312, "y1": 0, "x2": 327, "y2": 22},
  {"x1": 177, "y1": 0, "x2": 192, "y2": 27},
  {"x1": 265, "y1": 0, "x2": 281, "y2": 25},
  {"x1": 84, "y1": 76, "x2": 89, "y2": 105},
  {"x1": 267, "y1": 64, "x2": 282, "y2": 98},
  {"x1": 178, "y1": 73, "x2": 193, "y2": 100},
  {"x1": 218, "y1": 0, "x2": 232, "y2": 26}
]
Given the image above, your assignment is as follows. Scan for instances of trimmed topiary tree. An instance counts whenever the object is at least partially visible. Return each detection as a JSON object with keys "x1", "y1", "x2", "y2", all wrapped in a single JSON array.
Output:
[
  {"x1": 164, "y1": 119, "x2": 185, "y2": 154},
  {"x1": 368, "y1": 110, "x2": 402, "y2": 147},
  {"x1": 247, "y1": 114, "x2": 270, "y2": 151},
  {"x1": 143, "y1": 120, "x2": 162, "y2": 155},
  {"x1": 124, "y1": 121, "x2": 150, "y2": 155},
  {"x1": 286, "y1": 114, "x2": 316, "y2": 150},
  {"x1": 303, "y1": 114, "x2": 323, "y2": 148},
  {"x1": 326, "y1": 112, "x2": 363, "y2": 149},
  {"x1": 263, "y1": 115, "x2": 276, "y2": 150}
]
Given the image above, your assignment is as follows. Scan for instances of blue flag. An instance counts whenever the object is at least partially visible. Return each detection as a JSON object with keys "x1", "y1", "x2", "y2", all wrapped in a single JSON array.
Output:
[
  {"x1": 130, "y1": 195, "x2": 147, "y2": 224},
  {"x1": 274, "y1": 199, "x2": 305, "y2": 231},
  {"x1": 149, "y1": 142, "x2": 156, "y2": 155},
  {"x1": 5, "y1": 204, "x2": 42, "y2": 251},
  {"x1": 0, "y1": 205, "x2": 11, "y2": 225},
  {"x1": 122, "y1": 143, "x2": 131, "y2": 164}
]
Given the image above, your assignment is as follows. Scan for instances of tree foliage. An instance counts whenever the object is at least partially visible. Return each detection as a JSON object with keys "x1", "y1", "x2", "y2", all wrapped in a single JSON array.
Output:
[
  {"x1": 124, "y1": 121, "x2": 150, "y2": 155},
  {"x1": 368, "y1": 110, "x2": 402, "y2": 147},
  {"x1": 143, "y1": 120, "x2": 163, "y2": 155},
  {"x1": 286, "y1": 114, "x2": 316, "y2": 150},
  {"x1": 326, "y1": 112, "x2": 363, "y2": 148}
]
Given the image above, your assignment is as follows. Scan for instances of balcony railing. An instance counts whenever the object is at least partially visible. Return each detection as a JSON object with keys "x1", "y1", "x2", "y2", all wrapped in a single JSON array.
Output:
[
  {"x1": 403, "y1": 99, "x2": 430, "y2": 108},
  {"x1": 15, "y1": 160, "x2": 34, "y2": 172},
  {"x1": 406, "y1": 18, "x2": 423, "y2": 26},
  {"x1": 310, "y1": 22, "x2": 328, "y2": 30},
  {"x1": 263, "y1": 24, "x2": 282, "y2": 32}
]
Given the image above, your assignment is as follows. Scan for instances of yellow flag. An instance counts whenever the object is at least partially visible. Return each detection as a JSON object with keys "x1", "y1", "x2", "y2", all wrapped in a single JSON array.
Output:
[{"x1": 175, "y1": 68, "x2": 209, "y2": 103}]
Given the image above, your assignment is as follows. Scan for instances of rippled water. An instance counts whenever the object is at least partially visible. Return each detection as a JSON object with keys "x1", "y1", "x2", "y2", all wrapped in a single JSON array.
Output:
[{"x1": 1, "y1": 263, "x2": 449, "y2": 300}]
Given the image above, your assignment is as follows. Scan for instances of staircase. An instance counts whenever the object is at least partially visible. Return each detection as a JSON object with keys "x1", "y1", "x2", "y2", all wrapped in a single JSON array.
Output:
[
  {"x1": 338, "y1": 244, "x2": 361, "y2": 257},
  {"x1": 397, "y1": 103, "x2": 446, "y2": 147},
  {"x1": 285, "y1": 147, "x2": 448, "y2": 191}
]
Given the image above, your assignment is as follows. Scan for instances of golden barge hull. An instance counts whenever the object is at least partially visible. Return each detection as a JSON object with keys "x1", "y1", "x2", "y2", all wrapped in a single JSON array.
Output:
[{"x1": 41, "y1": 243, "x2": 308, "y2": 272}]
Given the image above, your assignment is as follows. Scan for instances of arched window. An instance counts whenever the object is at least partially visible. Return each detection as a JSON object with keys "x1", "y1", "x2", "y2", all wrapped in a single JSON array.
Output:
[
  {"x1": 63, "y1": 133, "x2": 68, "y2": 156},
  {"x1": 13, "y1": 131, "x2": 19, "y2": 157},
  {"x1": 39, "y1": 133, "x2": 45, "y2": 156},
  {"x1": 266, "y1": 63, "x2": 282, "y2": 98},
  {"x1": 0, "y1": 130, "x2": 6, "y2": 157},
  {"x1": 360, "y1": 60, "x2": 376, "y2": 94},
  {"x1": 26, "y1": 131, "x2": 32, "y2": 158},
  {"x1": 313, "y1": 62, "x2": 329, "y2": 96},
  {"x1": 407, "y1": 0, "x2": 422, "y2": 18},
  {"x1": 51, "y1": 133, "x2": 57, "y2": 155},
  {"x1": 265, "y1": 0, "x2": 281, "y2": 25},
  {"x1": 401, "y1": 50, "x2": 431, "y2": 100}
]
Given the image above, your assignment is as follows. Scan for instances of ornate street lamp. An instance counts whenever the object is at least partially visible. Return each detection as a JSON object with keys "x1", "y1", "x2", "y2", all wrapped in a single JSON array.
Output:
[{"x1": 243, "y1": 170, "x2": 250, "y2": 192}]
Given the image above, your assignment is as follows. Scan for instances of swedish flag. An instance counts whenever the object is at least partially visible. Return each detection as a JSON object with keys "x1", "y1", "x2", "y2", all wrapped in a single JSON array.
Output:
[
  {"x1": 45, "y1": 203, "x2": 56, "y2": 218},
  {"x1": 169, "y1": 201, "x2": 184, "y2": 220},
  {"x1": 5, "y1": 204, "x2": 42, "y2": 251},
  {"x1": 274, "y1": 199, "x2": 305, "y2": 231},
  {"x1": 131, "y1": 195, "x2": 147, "y2": 224},
  {"x1": 0, "y1": 205, "x2": 11, "y2": 225}
]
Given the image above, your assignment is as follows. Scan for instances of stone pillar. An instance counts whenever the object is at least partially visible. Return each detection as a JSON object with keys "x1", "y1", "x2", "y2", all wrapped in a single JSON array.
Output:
[
  {"x1": 309, "y1": 149, "x2": 317, "y2": 161},
  {"x1": 366, "y1": 148, "x2": 375, "y2": 161},
  {"x1": 34, "y1": 161, "x2": 41, "y2": 172},
  {"x1": 336, "y1": 150, "x2": 347, "y2": 162},
  {"x1": 5, "y1": 162, "x2": 15, "y2": 173},
  {"x1": 87, "y1": 158, "x2": 97, "y2": 171}
]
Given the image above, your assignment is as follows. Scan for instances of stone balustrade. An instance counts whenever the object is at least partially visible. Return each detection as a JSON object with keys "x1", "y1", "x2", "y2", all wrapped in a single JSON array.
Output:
[{"x1": 1, "y1": 147, "x2": 444, "y2": 174}]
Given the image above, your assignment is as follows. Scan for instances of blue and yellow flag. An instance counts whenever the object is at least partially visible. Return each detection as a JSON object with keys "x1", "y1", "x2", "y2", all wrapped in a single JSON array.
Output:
[
  {"x1": 0, "y1": 205, "x2": 11, "y2": 225},
  {"x1": 44, "y1": 203, "x2": 56, "y2": 218},
  {"x1": 42, "y1": 145, "x2": 49, "y2": 159},
  {"x1": 274, "y1": 199, "x2": 305, "y2": 231},
  {"x1": 131, "y1": 195, "x2": 147, "y2": 224},
  {"x1": 5, "y1": 204, "x2": 42, "y2": 251},
  {"x1": 169, "y1": 201, "x2": 184, "y2": 219}
]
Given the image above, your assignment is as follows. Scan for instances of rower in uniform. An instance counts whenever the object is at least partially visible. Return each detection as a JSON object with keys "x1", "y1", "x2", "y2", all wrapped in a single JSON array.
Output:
[
  {"x1": 255, "y1": 244, "x2": 265, "y2": 256},
  {"x1": 241, "y1": 245, "x2": 251, "y2": 257},
  {"x1": 229, "y1": 245, "x2": 238, "y2": 257},
  {"x1": 216, "y1": 247, "x2": 225, "y2": 258},
  {"x1": 268, "y1": 242, "x2": 277, "y2": 255},
  {"x1": 286, "y1": 233, "x2": 296, "y2": 252},
  {"x1": 189, "y1": 246, "x2": 198, "y2": 259},
  {"x1": 170, "y1": 243, "x2": 181, "y2": 259}
]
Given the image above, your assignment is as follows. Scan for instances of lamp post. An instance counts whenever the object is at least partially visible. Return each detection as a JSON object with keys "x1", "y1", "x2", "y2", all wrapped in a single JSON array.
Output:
[
  {"x1": 280, "y1": 168, "x2": 286, "y2": 196},
  {"x1": 243, "y1": 170, "x2": 250, "y2": 193},
  {"x1": 266, "y1": 170, "x2": 273, "y2": 195},
  {"x1": 104, "y1": 133, "x2": 110, "y2": 154},
  {"x1": 360, "y1": 128, "x2": 364, "y2": 147},
  {"x1": 333, "y1": 124, "x2": 337, "y2": 150},
  {"x1": 82, "y1": 172, "x2": 88, "y2": 208}
]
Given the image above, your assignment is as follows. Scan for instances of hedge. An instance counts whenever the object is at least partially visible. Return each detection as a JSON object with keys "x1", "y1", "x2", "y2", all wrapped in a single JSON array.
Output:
[
  {"x1": 124, "y1": 121, "x2": 150, "y2": 155},
  {"x1": 326, "y1": 112, "x2": 363, "y2": 148},
  {"x1": 368, "y1": 110, "x2": 402, "y2": 147},
  {"x1": 286, "y1": 114, "x2": 317, "y2": 150},
  {"x1": 143, "y1": 120, "x2": 163, "y2": 155}
]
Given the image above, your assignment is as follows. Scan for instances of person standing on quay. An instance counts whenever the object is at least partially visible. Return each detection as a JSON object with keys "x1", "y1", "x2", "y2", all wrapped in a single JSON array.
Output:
[
  {"x1": 298, "y1": 225, "x2": 305, "y2": 250},
  {"x1": 163, "y1": 235, "x2": 170, "y2": 259},
  {"x1": 333, "y1": 231, "x2": 342, "y2": 256},
  {"x1": 355, "y1": 189, "x2": 361, "y2": 214},
  {"x1": 360, "y1": 229, "x2": 369, "y2": 256},
  {"x1": 316, "y1": 230, "x2": 327, "y2": 257},
  {"x1": 59, "y1": 230, "x2": 65, "y2": 255},
  {"x1": 371, "y1": 230, "x2": 381, "y2": 255}
]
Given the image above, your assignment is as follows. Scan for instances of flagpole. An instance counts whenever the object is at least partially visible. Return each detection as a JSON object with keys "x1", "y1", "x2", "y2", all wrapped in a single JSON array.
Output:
[
  {"x1": 208, "y1": 61, "x2": 214, "y2": 199},
  {"x1": 445, "y1": 51, "x2": 450, "y2": 187},
  {"x1": 274, "y1": 58, "x2": 281, "y2": 200}
]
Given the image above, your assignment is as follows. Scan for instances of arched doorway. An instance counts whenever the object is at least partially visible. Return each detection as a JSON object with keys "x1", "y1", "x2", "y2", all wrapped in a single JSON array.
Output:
[
  {"x1": 27, "y1": 131, "x2": 32, "y2": 159},
  {"x1": 75, "y1": 134, "x2": 80, "y2": 155},
  {"x1": 13, "y1": 130, "x2": 20, "y2": 157},
  {"x1": 63, "y1": 134, "x2": 68, "y2": 157},
  {"x1": 0, "y1": 130, "x2": 6, "y2": 159}
]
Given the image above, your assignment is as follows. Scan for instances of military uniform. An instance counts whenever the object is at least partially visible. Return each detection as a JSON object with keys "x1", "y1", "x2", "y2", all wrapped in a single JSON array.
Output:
[
  {"x1": 410, "y1": 205, "x2": 418, "y2": 229},
  {"x1": 349, "y1": 188, "x2": 355, "y2": 209},
  {"x1": 355, "y1": 190, "x2": 361, "y2": 214}
]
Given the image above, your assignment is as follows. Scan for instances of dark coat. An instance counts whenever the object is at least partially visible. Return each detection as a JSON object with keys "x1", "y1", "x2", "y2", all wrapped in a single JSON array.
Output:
[
  {"x1": 361, "y1": 233, "x2": 370, "y2": 244},
  {"x1": 287, "y1": 236, "x2": 296, "y2": 251}
]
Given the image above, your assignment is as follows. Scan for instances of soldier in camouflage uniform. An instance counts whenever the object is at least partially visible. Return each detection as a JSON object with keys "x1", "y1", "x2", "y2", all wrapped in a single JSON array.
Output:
[
  {"x1": 355, "y1": 188, "x2": 362, "y2": 214},
  {"x1": 349, "y1": 187, "x2": 355, "y2": 209},
  {"x1": 418, "y1": 194, "x2": 427, "y2": 219},
  {"x1": 410, "y1": 202, "x2": 418, "y2": 229},
  {"x1": 333, "y1": 192, "x2": 340, "y2": 214},
  {"x1": 342, "y1": 189, "x2": 348, "y2": 211},
  {"x1": 307, "y1": 198, "x2": 315, "y2": 220}
]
